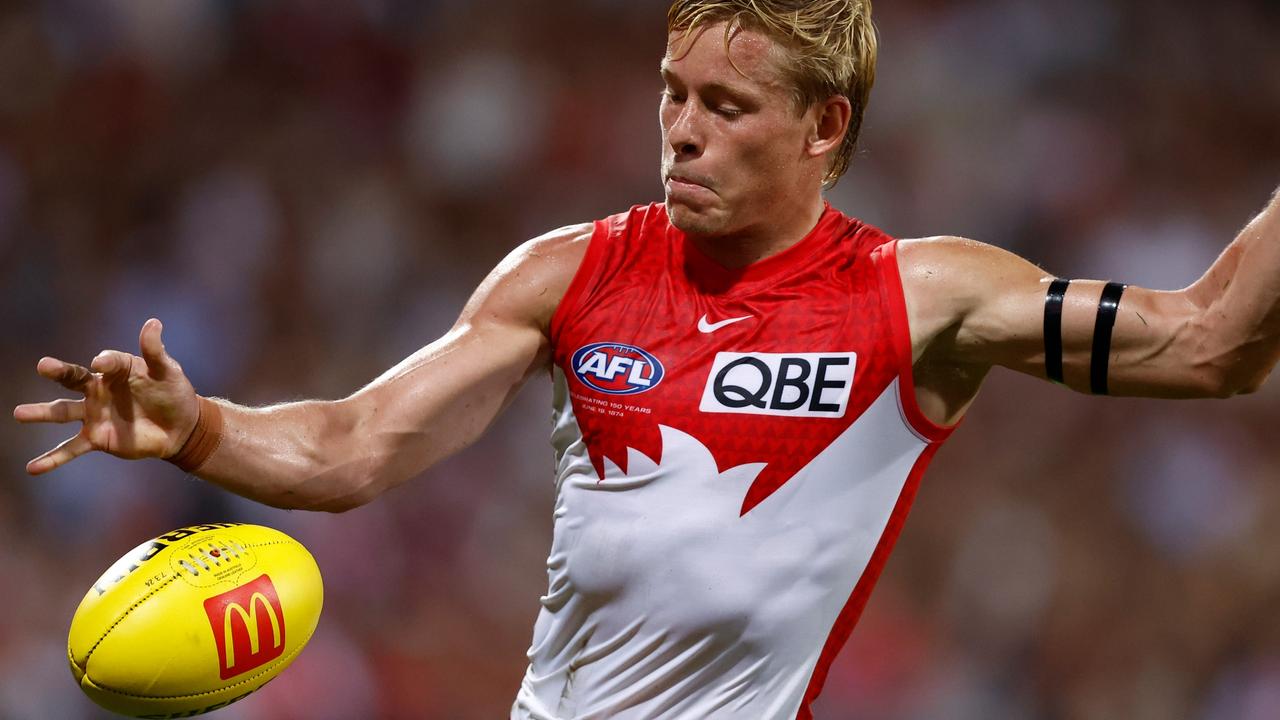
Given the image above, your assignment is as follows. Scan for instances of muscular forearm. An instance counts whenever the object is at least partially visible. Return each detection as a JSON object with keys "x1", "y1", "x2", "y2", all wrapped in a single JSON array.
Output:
[
  {"x1": 191, "y1": 326, "x2": 543, "y2": 512},
  {"x1": 1184, "y1": 186, "x2": 1280, "y2": 393},
  {"x1": 190, "y1": 397, "x2": 377, "y2": 512}
]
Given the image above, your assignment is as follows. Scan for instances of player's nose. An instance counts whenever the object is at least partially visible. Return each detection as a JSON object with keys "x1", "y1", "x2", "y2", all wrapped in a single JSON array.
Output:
[{"x1": 666, "y1": 103, "x2": 704, "y2": 159}]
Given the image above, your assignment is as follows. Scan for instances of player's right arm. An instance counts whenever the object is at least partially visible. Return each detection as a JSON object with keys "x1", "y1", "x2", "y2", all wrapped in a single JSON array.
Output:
[{"x1": 14, "y1": 224, "x2": 592, "y2": 512}]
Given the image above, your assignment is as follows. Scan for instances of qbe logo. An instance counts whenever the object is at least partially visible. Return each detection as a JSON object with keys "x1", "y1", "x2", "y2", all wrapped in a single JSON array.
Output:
[
  {"x1": 699, "y1": 352, "x2": 857, "y2": 417},
  {"x1": 203, "y1": 574, "x2": 286, "y2": 680},
  {"x1": 572, "y1": 342, "x2": 665, "y2": 395}
]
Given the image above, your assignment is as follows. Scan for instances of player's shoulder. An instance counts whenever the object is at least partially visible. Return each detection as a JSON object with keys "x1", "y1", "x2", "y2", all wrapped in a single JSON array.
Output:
[
  {"x1": 515, "y1": 222, "x2": 596, "y2": 271},
  {"x1": 509, "y1": 202, "x2": 665, "y2": 262},
  {"x1": 502, "y1": 203, "x2": 667, "y2": 297},
  {"x1": 895, "y1": 235, "x2": 1028, "y2": 295},
  {"x1": 896, "y1": 235, "x2": 994, "y2": 268},
  {"x1": 467, "y1": 223, "x2": 595, "y2": 334},
  {"x1": 890, "y1": 235, "x2": 1052, "y2": 337}
]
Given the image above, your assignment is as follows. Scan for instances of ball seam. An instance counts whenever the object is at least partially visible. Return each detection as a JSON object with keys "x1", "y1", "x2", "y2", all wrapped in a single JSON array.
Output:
[
  {"x1": 169, "y1": 538, "x2": 296, "y2": 586},
  {"x1": 81, "y1": 573, "x2": 182, "y2": 668},
  {"x1": 242, "y1": 540, "x2": 295, "y2": 548}
]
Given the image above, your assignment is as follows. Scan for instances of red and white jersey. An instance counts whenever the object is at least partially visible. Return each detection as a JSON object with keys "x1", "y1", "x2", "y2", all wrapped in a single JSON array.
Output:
[{"x1": 513, "y1": 203, "x2": 954, "y2": 719}]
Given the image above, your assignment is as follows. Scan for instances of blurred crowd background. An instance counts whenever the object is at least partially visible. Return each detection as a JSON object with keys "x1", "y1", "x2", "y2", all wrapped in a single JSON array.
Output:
[{"x1": 2, "y1": 0, "x2": 1279, "y2": 718}]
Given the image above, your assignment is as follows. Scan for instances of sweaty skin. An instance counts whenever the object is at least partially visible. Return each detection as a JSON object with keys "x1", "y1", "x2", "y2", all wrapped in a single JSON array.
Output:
[{"x1": 15, "y1": 21, "x2": 1280, "y2": 512}]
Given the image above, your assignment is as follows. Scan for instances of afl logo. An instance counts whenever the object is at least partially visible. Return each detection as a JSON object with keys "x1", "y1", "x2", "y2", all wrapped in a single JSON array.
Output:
[{"x1": 572, "y1": 342, "x2": 665, "y2": 395}]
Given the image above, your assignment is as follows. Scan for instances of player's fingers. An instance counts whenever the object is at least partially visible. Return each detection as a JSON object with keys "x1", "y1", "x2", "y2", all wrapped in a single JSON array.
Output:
[
  {"x1": 138, "y1": 318, "x2": 170, "y2": 379},
  {"x1": 36, "y1": 357, "x2": 93, "y2": 391},
  {"x1": 13, "y1": 398, "x2": 85, "y2": 424},
  {"x1": 26, "y1": 433, "x2": 94, "y2": 475},
  {"x1": 90, "y1": 350, "x2": 134, "y2": 381}
]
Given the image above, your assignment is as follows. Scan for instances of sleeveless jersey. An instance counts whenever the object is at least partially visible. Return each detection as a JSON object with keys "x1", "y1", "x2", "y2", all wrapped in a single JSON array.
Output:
[{"x1": 512, "y1": 203, "x2": 955, "y2": 719}]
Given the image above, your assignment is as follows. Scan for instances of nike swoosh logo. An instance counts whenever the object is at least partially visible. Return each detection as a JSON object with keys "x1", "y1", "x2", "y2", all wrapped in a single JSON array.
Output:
[{"x1": 698, "y1": 314, "x2": 752, "y2": 333}]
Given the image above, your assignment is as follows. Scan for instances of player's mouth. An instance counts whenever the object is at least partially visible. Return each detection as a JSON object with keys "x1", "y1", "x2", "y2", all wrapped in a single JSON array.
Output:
[{"x1": 665, "y1": 174, "x2": 716, "y2": 202}]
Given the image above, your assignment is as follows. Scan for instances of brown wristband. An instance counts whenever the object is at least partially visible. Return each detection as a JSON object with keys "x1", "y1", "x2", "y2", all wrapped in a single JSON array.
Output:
[{"x1": 168, "y1": 396, "x2": 224, "y2": 473}]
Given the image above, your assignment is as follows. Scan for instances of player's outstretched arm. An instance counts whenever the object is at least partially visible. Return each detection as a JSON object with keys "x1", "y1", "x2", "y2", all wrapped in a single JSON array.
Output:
[
  {"x1": 898, "y1": 186, "x2": 1280, "y2": 414},
  {"x1": 15, "y1": 224, "x2": 592, "y2": 512}
]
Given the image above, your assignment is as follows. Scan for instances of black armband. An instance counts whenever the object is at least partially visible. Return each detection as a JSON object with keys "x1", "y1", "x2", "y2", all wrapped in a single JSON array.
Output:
[
  {"x1": 1090, "y1": 282, "x2": 1127, "y2": 395},
  {"x1": 1043, "y1": 279, "x2": 1070, "y2": 384}
]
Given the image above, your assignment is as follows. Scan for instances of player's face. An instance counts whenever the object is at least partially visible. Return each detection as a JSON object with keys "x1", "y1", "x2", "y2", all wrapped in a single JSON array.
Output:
[{"x1": 660, "y1": 24, "x2": 822, "y2": 238}]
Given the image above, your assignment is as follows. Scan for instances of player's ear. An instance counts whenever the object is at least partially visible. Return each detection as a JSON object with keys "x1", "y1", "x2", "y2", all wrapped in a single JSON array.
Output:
[{"x1": 805, "y1": 95, "x2": 852, "y2": 159}]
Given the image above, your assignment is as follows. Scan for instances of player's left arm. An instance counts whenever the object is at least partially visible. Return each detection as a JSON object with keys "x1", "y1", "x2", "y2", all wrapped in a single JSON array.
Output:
[{"x1": 901, "y1": 185, "x2": 1280, "y2": 400}]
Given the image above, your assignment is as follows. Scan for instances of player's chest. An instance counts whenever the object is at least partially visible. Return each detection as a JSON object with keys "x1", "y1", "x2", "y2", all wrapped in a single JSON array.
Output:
[{"x1": 557, "y1": 278, "x2": 896, "y2": 425}]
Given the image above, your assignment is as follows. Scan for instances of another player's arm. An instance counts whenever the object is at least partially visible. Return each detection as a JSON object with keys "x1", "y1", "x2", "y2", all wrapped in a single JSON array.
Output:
[
  {"x1": 900, "y1": 186, "x2": 1280, "y2": 404},
  {"x1": 16, "y1": 224, "x2": 592, "y2": 512}
]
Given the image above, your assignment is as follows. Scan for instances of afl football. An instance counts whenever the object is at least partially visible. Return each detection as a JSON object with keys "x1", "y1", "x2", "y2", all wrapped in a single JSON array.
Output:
[{"x1": 68, "y1": 523, "x2": 323, "y2": 718}]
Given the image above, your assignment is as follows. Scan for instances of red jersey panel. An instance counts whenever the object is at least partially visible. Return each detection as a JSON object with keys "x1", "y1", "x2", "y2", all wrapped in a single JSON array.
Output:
[{"x1": 514, "y1": 203, "x2": 954, "y2": 720}]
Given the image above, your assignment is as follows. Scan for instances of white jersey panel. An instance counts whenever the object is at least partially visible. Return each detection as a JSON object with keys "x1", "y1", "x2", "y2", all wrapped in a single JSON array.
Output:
[{"x1": 512, "y1": 368, "x2": 929, "y2": 719}]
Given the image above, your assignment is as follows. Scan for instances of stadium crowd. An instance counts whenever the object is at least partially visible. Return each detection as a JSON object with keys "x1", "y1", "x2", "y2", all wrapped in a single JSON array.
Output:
[{"x1": 2, "y1": 0, "x2": 1279, "y2": 717}]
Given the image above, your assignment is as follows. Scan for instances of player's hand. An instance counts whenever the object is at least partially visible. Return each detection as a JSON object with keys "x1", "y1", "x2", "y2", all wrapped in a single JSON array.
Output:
[{"x1": 14, "y1": 318, "x2": 200, "y2": 475}]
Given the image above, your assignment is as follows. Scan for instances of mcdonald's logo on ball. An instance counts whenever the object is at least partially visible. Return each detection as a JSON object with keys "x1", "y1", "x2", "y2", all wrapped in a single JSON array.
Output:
[{"x1": 203, "y1": 574, "x2": 287, "y2": 679}]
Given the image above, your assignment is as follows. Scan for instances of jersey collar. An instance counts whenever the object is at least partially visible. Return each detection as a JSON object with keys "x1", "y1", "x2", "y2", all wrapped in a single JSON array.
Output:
[{"x1": 677, "y1": 201, "x2": 840, "y2": 296}]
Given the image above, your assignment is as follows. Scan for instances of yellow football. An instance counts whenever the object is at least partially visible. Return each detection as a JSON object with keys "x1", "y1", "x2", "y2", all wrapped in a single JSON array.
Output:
[{"x1": 68, "y1": 523, "x2": 323, "y2": 718}]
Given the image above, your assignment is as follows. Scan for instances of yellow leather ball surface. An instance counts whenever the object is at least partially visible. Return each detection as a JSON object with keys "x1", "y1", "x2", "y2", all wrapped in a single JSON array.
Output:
[{"x1": 68, "y1": 523, "x2": 323, "y2": 718}]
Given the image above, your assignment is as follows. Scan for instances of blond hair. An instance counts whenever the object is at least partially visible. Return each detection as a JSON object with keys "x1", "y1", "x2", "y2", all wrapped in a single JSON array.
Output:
[{"x1": 667, "y1": 0, "x2": 878, "y2": 185}]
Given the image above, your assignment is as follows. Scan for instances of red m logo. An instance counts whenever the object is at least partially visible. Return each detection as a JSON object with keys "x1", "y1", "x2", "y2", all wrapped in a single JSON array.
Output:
[{"x1": 203, "y1": 574, "x2": 287, "y2": 679}]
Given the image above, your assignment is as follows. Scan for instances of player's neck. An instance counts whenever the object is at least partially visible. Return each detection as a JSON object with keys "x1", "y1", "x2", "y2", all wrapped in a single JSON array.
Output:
[{"x1": 686, "y1": 194, "x2": 827, "y2": 270}]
